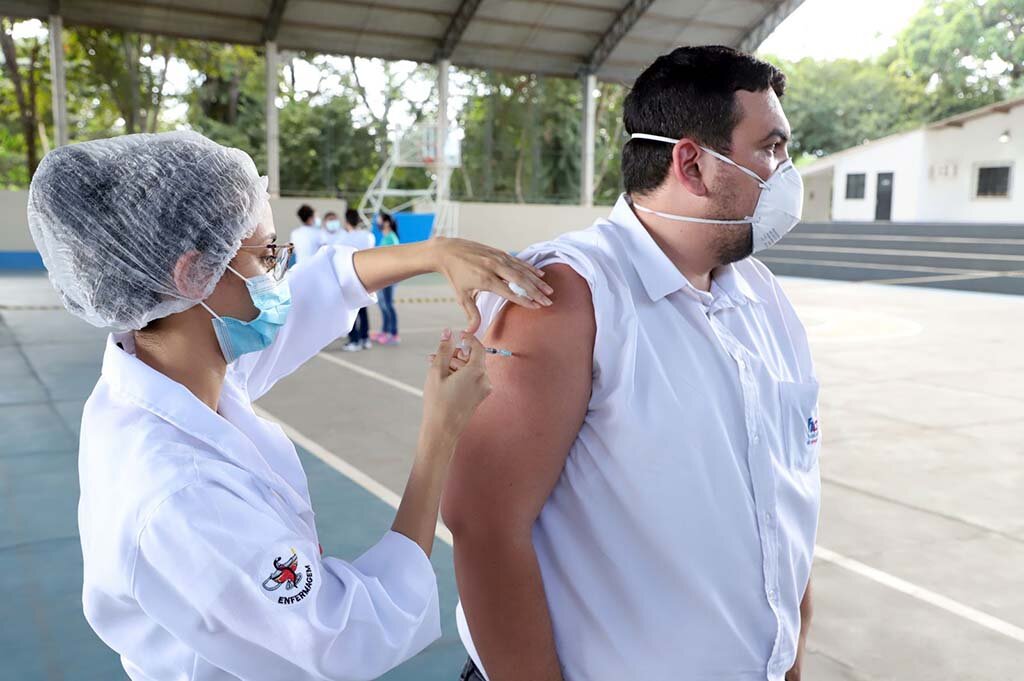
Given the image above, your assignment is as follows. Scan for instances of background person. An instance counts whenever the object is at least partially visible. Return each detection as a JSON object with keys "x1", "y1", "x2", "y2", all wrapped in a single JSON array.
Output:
[
  {"x1": 342, "y1": 208, "x2": 374, "y2": 352},
  {"x1": 373, "y1": 211, "x2": 401, "y2": 345},
  {"x1": 291, "y1": 203, "x2": 321, "y2": 262}
]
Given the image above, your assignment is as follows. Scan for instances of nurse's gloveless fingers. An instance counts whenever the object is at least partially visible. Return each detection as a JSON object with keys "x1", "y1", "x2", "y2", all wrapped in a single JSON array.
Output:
[
  {"x1": 461, "y1": 332, "x2": 488, "y2": 371},
  {"x1": 426, "y1": 354, "x2": 468, "y2": 370},
  {"x1": 432, "y1": 328, "x2": 457, "y2": 378},
  {"x1": 460, "y1": 292, "x2": 484, "y2": 334},
  {"x1": 497, "y1": 266, "x2": 553, "y2": 306},
  {"x1": 504, "y1": 258, "x2": 554, "y2": 295}
]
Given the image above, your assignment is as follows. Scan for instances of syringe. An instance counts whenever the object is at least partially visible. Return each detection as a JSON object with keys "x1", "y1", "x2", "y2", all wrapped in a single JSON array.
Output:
[{"x1": 457, "y1": 339, "x2": 514, "y2": 358}]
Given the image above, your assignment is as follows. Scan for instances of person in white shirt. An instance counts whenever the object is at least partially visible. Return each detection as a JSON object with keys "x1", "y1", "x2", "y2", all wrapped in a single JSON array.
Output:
[
  {"x1": 442, "y1": 45, "x2": 816, "y2": 681},
  {"x1": 340, "y1": 208, "x2": 376, "y2": 351},
  {"x1": 25, "y1": 130, "x2": 555, "y2": 681},
  {"x1": 321, "y1": 210, "x2": 344, "y2": 246},
  {"x1": 291, "y1": 203, "x2": 322, "y2": 263}
]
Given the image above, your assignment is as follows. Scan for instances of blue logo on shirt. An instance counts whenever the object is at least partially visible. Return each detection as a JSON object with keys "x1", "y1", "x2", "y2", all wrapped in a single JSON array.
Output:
[{"x1": 806, "y1": 417, "x2": 820, "y2": 445}]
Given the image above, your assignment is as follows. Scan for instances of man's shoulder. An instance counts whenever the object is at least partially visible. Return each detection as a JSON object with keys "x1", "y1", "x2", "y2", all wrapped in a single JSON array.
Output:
[{"x1": 516, "y1": 220, "x2": 624, "y2": 283}]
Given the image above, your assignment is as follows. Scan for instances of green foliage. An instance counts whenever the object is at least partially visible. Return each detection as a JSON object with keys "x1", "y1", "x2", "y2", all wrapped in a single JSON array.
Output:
[
  {"x1": 2, "y1": 0, "x2": 1022, "y2": 197},
  {"x1": 452, "y1": 73, "x2": 625, "y2": 204},
  {"x1": 765, "y1": 57, "x2": 916, "y2": 162},
  {"x1": 885, "y1": 0, "x2": 1023, "y2": 122}
]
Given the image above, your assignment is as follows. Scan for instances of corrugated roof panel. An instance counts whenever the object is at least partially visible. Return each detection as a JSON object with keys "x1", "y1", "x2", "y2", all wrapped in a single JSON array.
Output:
[
  {"x1": 692, "y1": 0, "x2": 774, "y2": 26},
  {"x1": 62, "y1": 0, "x2": 264, "y2": 44},
  {"x1": 461, "y1": 21, "x2": 594, "y2": 57},
  {"x1": 646, "y1": 0, "x2": 718, "y2": 19},
  {"x1": 475, "y1": 0, "x2": 609, "y2": 34},
  {"x1": 276, "y1": 23, "x2": 437, "y2": 61},
  {"x1": 285, "y1": 4, "x2": 447, "y2": 42},
  {"x1": 0, "y1": 0, "x2": 802, "y2": 81},
  {"x1": 452, "y1": 43, "x2": 586, "y2": 78}
]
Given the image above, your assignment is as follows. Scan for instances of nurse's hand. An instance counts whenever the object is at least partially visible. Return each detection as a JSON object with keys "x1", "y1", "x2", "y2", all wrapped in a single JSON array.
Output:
[
  {"x1": 391, "y1": 330, "x2": 491, "y2": 557},
  {"x1": 432, "y1": 237, "x2": 554, "y2": 333},
  {"x1": 421, "y1": 329, "x2": 492, "y2": 447}
]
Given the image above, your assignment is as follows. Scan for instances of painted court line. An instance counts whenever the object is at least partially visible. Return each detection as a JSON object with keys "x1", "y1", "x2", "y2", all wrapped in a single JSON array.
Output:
[
  {"x1": 298, "y1": 352, "x2": 1024, "y2": 645},
  {"x1": 254, "y1": 404, "x2": 453, "y2": 545},
  {"x1": 760, "y1": 256, "x2": 992, "y2": 276},
  {"x1": 788, "y1": 233, "x2": 1024, "y2": 246},
  {"x1": 814, "y1": 547, "x2": 1024, "y2": 644},
  {"x1": 863, "y1": 271, "x2": 1024, "y2": 286},
  {"x1": 774, "y1": 244, "x2": 1024, "y2": 263},
  {"x1": 317, "y1": 352, "x2": 425, "y2": 398}
]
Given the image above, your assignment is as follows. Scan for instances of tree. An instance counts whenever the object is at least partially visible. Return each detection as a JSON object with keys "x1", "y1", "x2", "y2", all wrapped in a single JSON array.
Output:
[
  {"x1": 884, "y1": 0, "x2": 1024, "y2": 122},
  {"x1": 767, "y1": 56, "x2": 914, "y2": 161},
  {"x1": 68, "y1": 27, "x2": 176, "y2": 135},
  {"x1": 178, "y1": 42, "x2": 268, "y2": 172},
  {"x1": 0, "y1": 17, "x2": 50, "y2": 182}
]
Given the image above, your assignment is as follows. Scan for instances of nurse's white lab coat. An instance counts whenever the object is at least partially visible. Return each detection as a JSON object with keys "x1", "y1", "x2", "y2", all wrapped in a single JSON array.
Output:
[{"x1": 78, "y1": 245, "x2": 440, "y2": 680}]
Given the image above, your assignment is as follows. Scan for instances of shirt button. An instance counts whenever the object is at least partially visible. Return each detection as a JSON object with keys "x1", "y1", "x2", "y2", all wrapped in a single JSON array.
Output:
[
  {"x1": 752, "y1": 434, "x2": 760, "y2": 444},
  {"x1": 765, "y1": 511, "x2": 773, "y2": 522},
  {"x1": 768, "y1": 589, "x2": 778, "y2": 603},
  {"x1": 737, "y1": 359, "x2": 746, "y2": 370}
]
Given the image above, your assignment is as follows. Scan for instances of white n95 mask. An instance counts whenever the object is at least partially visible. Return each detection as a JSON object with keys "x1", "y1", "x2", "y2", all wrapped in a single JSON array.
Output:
[{"x1": 628, "y1": 133, "x2": 804, "y2": 253}]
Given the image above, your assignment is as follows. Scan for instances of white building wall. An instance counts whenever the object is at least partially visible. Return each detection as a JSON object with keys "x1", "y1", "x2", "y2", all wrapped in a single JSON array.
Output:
[
  {"x1": 918, "y1": 105, "x2": 1023, "y2": 223},
  {"x1": 828, "y1": 130, "x2": 928, "y2": 222},
  {"x1": 0, "y1": 190, "x2": 611, "y2": 263},
  {"x1": 822, "y1": 105, "x2": 1023, "y2": 223}
]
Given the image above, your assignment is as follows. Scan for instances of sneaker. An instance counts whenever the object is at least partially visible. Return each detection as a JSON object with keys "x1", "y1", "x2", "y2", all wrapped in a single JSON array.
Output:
[
  {"x1": 390, "y1": 335, "x2": 401, "y2": 345},
  {"x1": 342, "y1": 341, "x2": 362, "y2": 352},
  {"x1": 370, "y1": 331, "x2": 386, "y2": 343},
  {"x1": 361, "y1": 339, "x2": 373, "y2": 350}
]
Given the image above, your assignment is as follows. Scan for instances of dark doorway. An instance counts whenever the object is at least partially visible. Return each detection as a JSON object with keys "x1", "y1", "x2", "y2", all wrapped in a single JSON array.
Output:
[{"x1": 875, "y1": 173, "x2": 893, "y2": 221}]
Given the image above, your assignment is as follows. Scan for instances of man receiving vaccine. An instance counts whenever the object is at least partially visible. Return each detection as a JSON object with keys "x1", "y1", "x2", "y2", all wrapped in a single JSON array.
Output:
[{"x1": 443, "y1": 45, "x2": 819, "y2": 681}]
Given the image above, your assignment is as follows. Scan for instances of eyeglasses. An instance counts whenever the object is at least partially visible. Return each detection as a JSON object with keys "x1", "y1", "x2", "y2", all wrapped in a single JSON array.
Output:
[{"x1": 238, "y1": 242, "x2": 294, "y2": 281}]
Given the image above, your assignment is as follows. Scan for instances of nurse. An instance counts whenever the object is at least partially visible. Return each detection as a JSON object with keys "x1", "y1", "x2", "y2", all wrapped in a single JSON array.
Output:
[{"x1": 26, "y1": 131, "x2": 553, "y2": 680}]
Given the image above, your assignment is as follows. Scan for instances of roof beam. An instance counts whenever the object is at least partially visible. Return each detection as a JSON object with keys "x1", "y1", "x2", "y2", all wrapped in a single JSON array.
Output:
[
  {"x1": 434, "y1": 0, "x2": 483, "y2": 62},
  {"x1": 261, "y1": 0, "x2": 288, "y2": 44},
  {"x1": 584, "y1": 0, "x2": 657, "y2": 74},
  {"x1": 739, "y1": 0, "x2": 806, "y2": 53}
]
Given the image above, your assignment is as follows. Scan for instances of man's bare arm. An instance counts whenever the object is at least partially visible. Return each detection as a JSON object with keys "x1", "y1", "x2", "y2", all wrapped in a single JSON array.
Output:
[
  {"x1": 787, "y1": 576, "x2": 813, "y2": 681},
  {"x1": 441, "y1": 264, "x2": 595, "y2": 681}
]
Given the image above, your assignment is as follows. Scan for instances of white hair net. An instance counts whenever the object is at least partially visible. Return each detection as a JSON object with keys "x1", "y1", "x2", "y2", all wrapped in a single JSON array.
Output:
[{"x1": 27, "y1": 130, "x2": 269, "y2": 331}]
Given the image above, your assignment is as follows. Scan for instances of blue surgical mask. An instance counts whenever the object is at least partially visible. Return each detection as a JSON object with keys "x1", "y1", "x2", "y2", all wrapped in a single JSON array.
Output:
[
  {"x1": 324, "y1": 219, "x2": 341, "y2": 232},
  {"x1": 200, "y1": 265, "x2": 292, "y2": 364}
]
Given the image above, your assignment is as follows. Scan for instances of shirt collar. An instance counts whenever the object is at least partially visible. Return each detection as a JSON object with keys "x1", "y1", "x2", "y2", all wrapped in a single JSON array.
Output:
[
  {"x1": 101, "y1": 333, "x2": 280, "y2": 481},
  {"x1": 610, "y1": 194, "x2": 688, "y2": 303},
  {"x1": 609, "y1": 194, "x2": 762, "y2": 307}
]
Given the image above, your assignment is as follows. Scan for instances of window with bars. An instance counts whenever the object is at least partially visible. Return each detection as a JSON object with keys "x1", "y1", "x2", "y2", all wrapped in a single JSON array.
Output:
[
  {"x1": 845, "y1": 173, "x2": 866, "y2": 199},
  {"x1": 975, "y1": 165, "x2": 1011, "y2": 198}
]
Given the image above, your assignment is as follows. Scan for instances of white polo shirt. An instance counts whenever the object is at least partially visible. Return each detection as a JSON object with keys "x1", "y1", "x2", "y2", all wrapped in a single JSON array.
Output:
[{"x1": 457, "y1": 194, "x2": 821, "y2": 681}]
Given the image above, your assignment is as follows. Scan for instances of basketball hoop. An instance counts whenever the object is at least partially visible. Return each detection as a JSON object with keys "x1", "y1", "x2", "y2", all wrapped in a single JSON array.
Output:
[{"x1": 358, "y1": 120, "x2": 463, "y2": 239}]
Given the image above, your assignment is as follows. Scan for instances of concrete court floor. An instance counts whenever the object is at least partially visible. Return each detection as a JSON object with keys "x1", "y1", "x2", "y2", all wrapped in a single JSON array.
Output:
[
  {"x1": 2, "y1": 270, "x2": 1023, "y2": 680},
  {"x1": 0, "y1": 273, "x2": 464, "y2": 681}
]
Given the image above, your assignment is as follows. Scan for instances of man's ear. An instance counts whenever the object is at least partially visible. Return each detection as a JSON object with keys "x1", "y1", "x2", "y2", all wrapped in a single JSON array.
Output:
[
  {"x1": 172, "y1": 250, "x2": 209, "y2": 299},
  {"x1": 670, "y1": 139, "x2": 709, "y2": 198}
]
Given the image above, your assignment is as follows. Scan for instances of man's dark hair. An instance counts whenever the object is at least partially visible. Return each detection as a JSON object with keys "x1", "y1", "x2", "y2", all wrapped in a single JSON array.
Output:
[
  {"x1": 621, "y1": 45, "x2": 786, "y2": 196},
  {"x1": 345, "y1": 208, "x2": 361, "y2": 227},
  {"x1": 297, "y1": 204, "x2": 314, "y2": 224}
]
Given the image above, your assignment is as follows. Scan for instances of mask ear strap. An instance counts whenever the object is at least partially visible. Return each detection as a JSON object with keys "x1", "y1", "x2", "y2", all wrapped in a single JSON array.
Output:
[
  {"x1": 224, "y1": 264, "x2": 246, "y2": 280},
  {"x1": 630, "y1": 133, "x2": 771, "y2": 189},
  {"x1": 698, "y1": 146, "x2": 769, "y2": 188},
  {"x1": 198, "y1": 300, "x2": 222, "y2": 321},
  {"x1": 630, "y1": 133, "x2": 681, "y2": 145},
  {"x1": 632, "y1": 203, "x2": 751, "y2": 225},
  {"x1": 199, "y1": 263, "x2": 246, "y2": 320}
]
